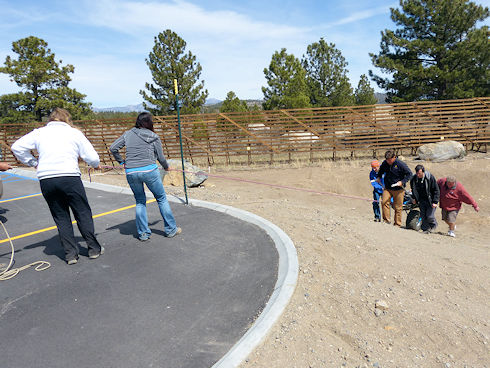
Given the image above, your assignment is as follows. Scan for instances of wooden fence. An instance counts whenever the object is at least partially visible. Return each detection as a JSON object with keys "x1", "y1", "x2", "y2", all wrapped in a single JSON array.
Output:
[{"x1": 1, "y1": 97, "x2": 488, "y2": 166}]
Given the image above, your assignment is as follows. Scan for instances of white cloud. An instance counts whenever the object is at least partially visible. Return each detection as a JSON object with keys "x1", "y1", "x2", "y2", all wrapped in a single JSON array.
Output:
[
  {"x1": 319, "y1": 4, "x2": 395, "y2": 29},
  {"x1": 84, "y1": 0, "x2": 306, "y2": 40}
]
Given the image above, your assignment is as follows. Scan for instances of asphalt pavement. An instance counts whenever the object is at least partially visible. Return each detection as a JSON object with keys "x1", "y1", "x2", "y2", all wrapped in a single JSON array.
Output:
[{"x1": 0, "y1": 170, "x2": 282, "y2": 368}]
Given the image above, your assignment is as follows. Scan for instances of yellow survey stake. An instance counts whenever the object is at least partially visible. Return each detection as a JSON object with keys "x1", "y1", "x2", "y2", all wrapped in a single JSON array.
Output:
[{"x1": 174, "y1": 79, "x2": 178, "y2": 94}]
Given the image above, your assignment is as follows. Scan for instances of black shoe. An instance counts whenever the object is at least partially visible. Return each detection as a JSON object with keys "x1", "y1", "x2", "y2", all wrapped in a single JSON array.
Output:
[{"x1": 89, "y1": 247, "x2": 105, "y2": 259}]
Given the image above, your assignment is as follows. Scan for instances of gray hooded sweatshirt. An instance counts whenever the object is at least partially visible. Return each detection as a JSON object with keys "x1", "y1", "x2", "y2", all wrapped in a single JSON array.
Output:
[{"x1": 110, "y1": 127, "x2": 168, "y2": 170}]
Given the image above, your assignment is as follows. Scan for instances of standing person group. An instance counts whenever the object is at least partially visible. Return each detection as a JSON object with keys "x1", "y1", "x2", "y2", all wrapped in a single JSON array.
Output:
[
  {"x1": 10, "y1": 108, "x2": 181, "y2": 265},
  {"x1": 372, "y1": 150, "x2": 479, "y2": 237}
]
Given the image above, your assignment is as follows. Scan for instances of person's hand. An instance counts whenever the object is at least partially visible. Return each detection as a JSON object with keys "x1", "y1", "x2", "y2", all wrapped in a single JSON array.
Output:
[
  {"x1": 164, "y1": 167, "x2": 169, "y2": 171},
  {"x1": 0, "y1": 162, "x2": 12, "y2": 171},
  {"x1": 375, "y1": 178, "x2": 381, "y2": 183},
  {"x1": 475, "y1": 206, "x2": 479, "y2": 212},
  {"x1": 432, "y1": 203, "x2": 438, "y2": 208},
  {"x1": 395, "y1": 181, "x2": 402, "y2": 187},
  {"x1": 411, "y1": 199, "x2": 416, "y2": 204}
]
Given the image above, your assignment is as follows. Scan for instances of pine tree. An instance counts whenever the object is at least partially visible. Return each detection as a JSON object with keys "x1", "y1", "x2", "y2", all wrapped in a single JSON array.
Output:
[
  {"x1": 0, "y1": 36, "x2": 91, "y2": 122},
  {"x1": 370, "y1": 0, "x2": 489, "y2": 102},
  {"x1": 302, "y1": 38, "x2": 354, "y2": 106},
  {"x1": 220, "y1": 91, "x2": 248, "y2": 113},
  {"x1": 140, "y1": 29, "x2": 208, "y2": 115},
  {"x1": 355, "y1": 74, "x2": 378, "y2": 105},
  {"x1": 262, "y1": 48, "x2": 310, "y2": 110}
]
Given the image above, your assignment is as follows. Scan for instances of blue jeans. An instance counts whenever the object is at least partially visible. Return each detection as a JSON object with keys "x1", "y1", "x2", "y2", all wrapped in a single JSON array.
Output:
[
  {"x1": 372, "y1": 190, "x2": 381, "y2": 219},
  {"x1": 126, "y1": 168, "x2": 178, "y2": 237}
]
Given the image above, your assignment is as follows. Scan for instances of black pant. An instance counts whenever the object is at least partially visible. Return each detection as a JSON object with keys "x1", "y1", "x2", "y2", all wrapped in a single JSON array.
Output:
[
  {"x1": 40, "y1": 176, "x2": 101, "y2": 261},
  {"x1": 418, "y1": 200, "x2": 438, "y2": 231}
]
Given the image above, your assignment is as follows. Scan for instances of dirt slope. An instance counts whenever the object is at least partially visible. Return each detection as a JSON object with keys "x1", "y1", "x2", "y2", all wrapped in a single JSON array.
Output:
[{"x1": 88, "y1": 153, "x2": 490, "y2": 368}]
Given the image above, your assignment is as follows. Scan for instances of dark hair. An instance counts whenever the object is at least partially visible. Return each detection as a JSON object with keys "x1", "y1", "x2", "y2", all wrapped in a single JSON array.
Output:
[
  {"x1": 384, "y1": 150, "x2": 396, "y2": 159},
  {"x1": 135, "y1": 112, "x2": 154, "y2": 132},
  {"x1": 415, "y1": 164, "x2": 425, "y2": 173}
]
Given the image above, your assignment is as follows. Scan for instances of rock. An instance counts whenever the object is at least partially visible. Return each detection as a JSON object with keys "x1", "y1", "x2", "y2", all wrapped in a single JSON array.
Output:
[
  {"x1": 374, "y1": 309, "x2": 382, "y2": 317},
  {"x1": 375, "y1": 300, "x2": 389, "y2": 310},
  {"x1": 162, "y1": 159, "x2": 208, "y2": 187},
  {"x1": 417, "y1": 140, "x2": 465, "y2": 161}
]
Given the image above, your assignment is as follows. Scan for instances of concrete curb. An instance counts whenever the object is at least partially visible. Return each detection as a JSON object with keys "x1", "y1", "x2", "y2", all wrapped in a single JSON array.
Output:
[{"x1": 9, "y1": 169, "x2": 299, "y2": 367}]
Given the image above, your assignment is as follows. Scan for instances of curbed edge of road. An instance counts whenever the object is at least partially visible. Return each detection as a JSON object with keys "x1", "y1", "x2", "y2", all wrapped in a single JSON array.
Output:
[{"x1": 10, "y1": 169, "x2": 299, "y2": 368}]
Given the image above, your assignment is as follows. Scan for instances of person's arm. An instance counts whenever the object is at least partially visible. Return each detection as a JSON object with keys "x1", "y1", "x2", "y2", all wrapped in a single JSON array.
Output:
[
  {"x1": 11, "y1": 130, "x2": 39, "y2": 167},
  {"x1": 153, "y1": 137, "x2": 168, "y2": 170},
  {"x1": 431, "y1": 176, "x2": 440, "y2": 206},
  {"x1": 409, "y1": 176, "x2": 417, "y2": 203},
  {"x1": 400, "y1": 161, "x2": 412, "y2": 186},
  {"x1": 109, "y1": 134, "x2": 126, "y2": 165},
  {"x1": 76, "y1": 132, "x2": 100, "y2": 168},
  {"x1": 459, "y1": 185, "x2": 479, "y2": 211}
]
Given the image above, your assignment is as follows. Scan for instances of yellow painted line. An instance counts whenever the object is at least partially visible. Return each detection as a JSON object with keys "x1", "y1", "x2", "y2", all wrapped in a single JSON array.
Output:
[
  {"x1": 0, "y1": 199, "x2": 156, "y2": 244},
  {"x1": 0, "y1": 193, "x2": 43, "y2": 203}
]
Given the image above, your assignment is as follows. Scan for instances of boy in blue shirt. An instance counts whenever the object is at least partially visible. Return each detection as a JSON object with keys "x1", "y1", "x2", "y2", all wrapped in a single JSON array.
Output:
[{"x1": 370, "y1": 160, "x2": 384, "y2": 222}]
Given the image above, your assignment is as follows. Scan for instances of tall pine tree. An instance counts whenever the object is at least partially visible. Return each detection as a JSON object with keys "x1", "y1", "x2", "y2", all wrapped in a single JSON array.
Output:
[
  {"x1": 262, "y1": 48, "x2": 310, "y2": 110},
  {"x1": 355, "y1": 74, "x2": 377, "y2": 105},
  {"x1": 370, "y1": 0, "x2": 489, "y2": 102},
  {"x1": 302, "y1": 38, "x2": 354, "y2": 107},
  {"x1": 140, "y1": 29, "x2": 208, "y2": 115},
  {"x1": 0, "y1": 36, "x2": 91, "y2": 122}
]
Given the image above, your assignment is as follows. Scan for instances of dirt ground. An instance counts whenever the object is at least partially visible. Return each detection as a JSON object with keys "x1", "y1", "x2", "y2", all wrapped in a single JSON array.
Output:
[{"x1": 87, "y1": 152, "x2": 490, "y2": 368}]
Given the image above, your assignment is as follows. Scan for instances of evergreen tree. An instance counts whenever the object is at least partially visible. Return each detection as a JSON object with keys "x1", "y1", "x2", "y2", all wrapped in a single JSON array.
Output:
[
  {"x1": 140, "y1": 29, "x2": 208, "y2": 115},
  {"x1": 220, "y1": 91, "x2": 248, "y2": 113},
  {"x1": 0, "y1": 36, "x2": 91, "y2": 122},
  {"x1": 355, "y1": 74, "x2": 378, "y2": 105},
  {"x1": 262, "y1": 48, "x2": 310, "y2": 110},
  {"x1": 302, "y1": 38, "x2": 354, "y2": 106},
  {"x1": 370, "y1": 0, "x2": 489, "y2": 102}
]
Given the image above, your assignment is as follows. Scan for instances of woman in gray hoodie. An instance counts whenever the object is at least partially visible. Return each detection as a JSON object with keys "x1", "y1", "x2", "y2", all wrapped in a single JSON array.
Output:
[{"x1": 110, "y1": 112, "x2": 181, "y2": 241}]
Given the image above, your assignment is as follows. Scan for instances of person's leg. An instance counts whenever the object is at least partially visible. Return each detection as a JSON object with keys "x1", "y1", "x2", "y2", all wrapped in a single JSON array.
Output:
[
  {"x1": 426, "y1": 205, "x2": 438, "y2": 232},
  {"x1": 64, "y1": 176, "x2": 102, "y2": 257},
  {"x1": 392, "y1": 189, "x2": 405, "y2": 226},
  {"x1": 381, "y1": 190, "x2": 392, "y2": 223},
  {"x1": 126, "y1": 172, "x2": 151, "y2": 238},
  {"x1": 40, "y1": 178, "x2": 79, "y2": 262},
  {"x1": 373, "y1": 191, "x2": 381, "y2": 221},
  {"x1": 447, "y1": 210, "x2": 458, "y2": 232},
  {"x1": 418, "y1": 201, "x2": 430, "y2": 231},
  {"x1": 143, "y1": 169, "x2": 178, "y2": 235}
]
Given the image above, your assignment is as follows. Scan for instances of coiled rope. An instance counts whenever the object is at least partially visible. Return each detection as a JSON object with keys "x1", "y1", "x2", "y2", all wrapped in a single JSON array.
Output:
[{"x1": 0, "y1": 220, "x2": 50, "y2": 281}]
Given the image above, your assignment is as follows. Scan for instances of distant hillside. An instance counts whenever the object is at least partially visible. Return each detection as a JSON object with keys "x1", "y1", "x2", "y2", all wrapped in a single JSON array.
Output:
[
  {"x1": 375, "y1": 93, "x2": 387, "y2": 104},
  {"x1": 94, "y1": 98, "x2": 225, "y2": 113},
  {"x1": 93, "y1": 104, "x2": 146, "y2": 113}
]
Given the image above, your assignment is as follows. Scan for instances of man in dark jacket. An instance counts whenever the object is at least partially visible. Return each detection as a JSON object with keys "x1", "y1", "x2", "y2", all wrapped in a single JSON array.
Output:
[
  {"x1": 377, "y1": 150, "x2": 412, "y2": 226},
  {"x1": 410, "y1": 164, "x2": 440, "y2": 233}
]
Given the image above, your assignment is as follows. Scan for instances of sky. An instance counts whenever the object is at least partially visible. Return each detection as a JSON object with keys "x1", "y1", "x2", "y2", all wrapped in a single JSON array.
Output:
[{"x1": 0, "y1": 0, "x2": 489, "y2": 108}]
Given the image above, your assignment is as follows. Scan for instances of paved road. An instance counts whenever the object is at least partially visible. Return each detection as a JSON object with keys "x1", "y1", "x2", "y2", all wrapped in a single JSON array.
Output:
[{"x1": 0, "y1": 171, "x2": 278, "y2": 368}]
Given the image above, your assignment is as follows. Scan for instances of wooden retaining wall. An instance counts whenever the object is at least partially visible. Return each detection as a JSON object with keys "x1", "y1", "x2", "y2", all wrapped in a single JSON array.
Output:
[{"x1": 1, "y1": 97, "x2": 488, "y2": 166}]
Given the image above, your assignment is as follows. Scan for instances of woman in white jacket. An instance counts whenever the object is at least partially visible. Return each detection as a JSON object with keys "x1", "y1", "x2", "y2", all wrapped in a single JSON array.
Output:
[{"x1": 11, "y1": 108, "x2": 103, "y2": 265}]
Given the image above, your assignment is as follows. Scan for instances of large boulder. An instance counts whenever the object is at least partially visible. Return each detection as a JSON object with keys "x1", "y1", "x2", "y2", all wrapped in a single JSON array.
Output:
[
  {"x1": 161, "y1": 159, "x2": 208, "y2": 187},
  {"x1": 417, "y1": 140, "x2": 465, "y2": 161}
]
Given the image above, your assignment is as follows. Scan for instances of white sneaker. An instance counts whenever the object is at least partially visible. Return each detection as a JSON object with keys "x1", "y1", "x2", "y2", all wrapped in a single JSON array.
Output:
[{"x1": 448, "y1": 230, "x2": 456, "y2": 238}]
